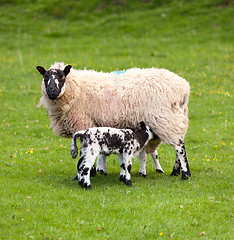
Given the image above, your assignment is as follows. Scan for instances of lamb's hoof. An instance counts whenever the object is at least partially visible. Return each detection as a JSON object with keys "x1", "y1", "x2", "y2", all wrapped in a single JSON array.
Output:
[
  {"x1": 97, "y1": 169, "x2": 107, "y2": 175},
  {"x1": 139, "y1": 172, "x2": 147, "y2": 178},
  {"x1": 119, "y1": 175, "x2": 126, "y2": 182},
  {"x1": 156, "y1": 169, "x2": 165, "y2": 174},
  {"x1": 181, "y1": 171, "x2": 191, "y2": 181},
  {"x1": 73, "y1": 175, "x2": 78, "y2": 181},
  {"x1": 125, "y1": 180, "x2": 132, "y2": 186},
  {"x1": 83, "y1": 183, "x2": 92, "y2": 190},
  {"x1": 90, "y1": 165, "x2": 97, "y2": 177},
  {"x1": 79, "y1": 179, "x2": 84, "y2": 186}
]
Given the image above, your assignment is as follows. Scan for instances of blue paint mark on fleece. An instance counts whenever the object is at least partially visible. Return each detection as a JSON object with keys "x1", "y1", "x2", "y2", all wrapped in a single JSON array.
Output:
[{"x1": 111, "y1": 70, "x2": 126, "y2": 76}]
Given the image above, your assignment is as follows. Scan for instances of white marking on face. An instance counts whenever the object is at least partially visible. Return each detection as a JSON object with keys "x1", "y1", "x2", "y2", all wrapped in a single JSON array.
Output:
[
  {"x1": 57, "y1": 84, "x2": 65, "y2": 98},
  {"x1": 55, "y1": 79, "x2": 59, "y2": 89}
]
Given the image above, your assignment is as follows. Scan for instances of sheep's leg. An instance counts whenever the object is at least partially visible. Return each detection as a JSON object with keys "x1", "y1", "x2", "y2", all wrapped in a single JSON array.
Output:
[
  {"x1": 124, "y1": 156, "x2": 132, "y2": 186},
  {"x1": 138, "y1": 150, "x2": 147, "y2": 177},
  {"x1": 173, "y1": 141, "x2": 191, "y2": 180},
  {"x1": 118, "y1": 156, "x2": 126, "y2": 183},
  {"x1": 97, "y1": 154, "x2": 107, "y2": 175},
  {"x1": 170, "y1": 153, "x2": 181, "y2": 176},
  {"x1": 150, "y1": 150, "x2": 165, "y2": 174}
]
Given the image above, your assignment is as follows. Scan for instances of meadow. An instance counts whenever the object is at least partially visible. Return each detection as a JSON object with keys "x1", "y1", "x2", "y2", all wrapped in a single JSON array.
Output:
[{"x1": 0, "y1": 0, "x2": 233, "y2": 239}]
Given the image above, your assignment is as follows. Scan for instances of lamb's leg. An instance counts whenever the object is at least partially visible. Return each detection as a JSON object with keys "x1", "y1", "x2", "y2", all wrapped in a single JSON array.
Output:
[
  {"x1": 97, "y1": 154, "x2": 107, "y2": 175},
  {"x1": 76, "y1": 155, "x2": 85, "y2": 186},
  {"x1": 150, "y1": 150, "x2": 164, "y2": 174},
  {"x1": 90, "y1": 164, "x2": 97, "y2": 177},
  {"x1": 118, "y1": 156, "x2": 126, "y2": 183},
  {"x1": 73, "y1": 149, "x2": 94, "y2": 181},
  {"x1": 81, "y1": 152, "x2": 99, "y2": 190},
  {"x1": 124, "y1": 156, "x2": 132, "y2": 186},
  {"x1": 172, "y1": 141, "x2": 191, "y2": 180},
  {"x1": 138, "y1": 150, "x2": 147, "y2": 177}
]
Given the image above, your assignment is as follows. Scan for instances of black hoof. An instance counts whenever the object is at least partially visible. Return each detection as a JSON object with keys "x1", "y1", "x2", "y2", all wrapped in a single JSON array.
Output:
[
  {"x1": 181, "y1": 171, "x2": 191, "y2": 180},
  {"x1": 119, "y1": 175, "x2": 126, "y2": 182},
  {"x1": 139, "y1": 172, "x2": 147, "y2": 178},
  {"x1": 156, "y1": 169, "x2": 165, "y2": 174},
  {"x1": 90, "y1": 165, "x2": 97, "y2": 177},
  {"x1": 79, "y1": 179, "x2": 84, "y2": 186},
  {"x1": 125, "y1": 179, "x2": 132, "y2": 186},
  {"x1": 97, "y1": 169, "x2": 107, "y2": 175},
  {"x1": 83, "y1": 183, "x2": 92, "y2": 190},
  {"x1": 73, "y1": 175, "x2": 78, "y2": 181}
]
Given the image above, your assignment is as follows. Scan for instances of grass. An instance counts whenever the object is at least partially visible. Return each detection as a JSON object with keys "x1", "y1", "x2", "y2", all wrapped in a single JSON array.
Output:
[{"x1": 0, "y1": 0, "x2": 233, "y2": 239}]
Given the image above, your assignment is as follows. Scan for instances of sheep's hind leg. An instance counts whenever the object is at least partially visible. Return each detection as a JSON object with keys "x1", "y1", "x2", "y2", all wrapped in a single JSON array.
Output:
[
  {"x1": 150, "y1": 150, "x2": 164, "y2": 174},
  {"x1": 172, "y1": 141, "x2": 191, "y2": 180},
  {"x1": 97, "y1": 154, "x2": 107, "y2": 175},
  {"x1": 170, "y1": 153, "x2": 181, "y2": 176}
]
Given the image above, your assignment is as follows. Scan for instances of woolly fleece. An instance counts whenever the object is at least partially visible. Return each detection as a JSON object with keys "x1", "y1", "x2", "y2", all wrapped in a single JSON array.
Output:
[{"x1": 38, "y1": 62, "x2": 190, "y2": 146}]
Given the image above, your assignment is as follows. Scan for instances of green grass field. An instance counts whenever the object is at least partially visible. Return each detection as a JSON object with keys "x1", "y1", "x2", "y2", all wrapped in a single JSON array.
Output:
[{"x1": 0, "y1": 0, "x2": 233, "y2": 239}]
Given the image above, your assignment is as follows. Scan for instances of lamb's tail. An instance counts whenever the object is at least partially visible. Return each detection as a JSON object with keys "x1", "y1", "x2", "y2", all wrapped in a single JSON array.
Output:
[{"x1": 70, "y1": 131, "x2": 83, "y2": 159}]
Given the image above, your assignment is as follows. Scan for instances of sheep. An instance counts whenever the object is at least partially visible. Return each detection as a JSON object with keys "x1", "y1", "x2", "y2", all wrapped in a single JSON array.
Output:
[
  {"x1": 70, "y1": 122, "x2": 154, "y2": 189},
  {"x1": 36, "y1": 62, "x2": 191, "y2": 180}
]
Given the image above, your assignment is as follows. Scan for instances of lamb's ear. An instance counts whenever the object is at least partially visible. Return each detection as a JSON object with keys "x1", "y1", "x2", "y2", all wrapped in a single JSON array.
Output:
[
  {"x1": 36, "y1": 66, "x2": 46, "y2": 75},
  {"x1": 139, "y1": 121, "x2": 147, "y2": 131},
  {"x1": 64, "y1": 65, "x2": 72, "y2": 76}
]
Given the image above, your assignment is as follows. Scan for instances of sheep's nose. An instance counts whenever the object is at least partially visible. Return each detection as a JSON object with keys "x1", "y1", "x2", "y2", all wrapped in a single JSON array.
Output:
[{"x1": 48, "y1": 87, "x2": 55, "y2": 93}]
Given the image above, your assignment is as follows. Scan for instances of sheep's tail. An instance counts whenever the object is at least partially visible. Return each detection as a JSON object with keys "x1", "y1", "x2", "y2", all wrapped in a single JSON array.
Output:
[{"x1": 70, "y1": 131, "x2": 83, "y2": 159}]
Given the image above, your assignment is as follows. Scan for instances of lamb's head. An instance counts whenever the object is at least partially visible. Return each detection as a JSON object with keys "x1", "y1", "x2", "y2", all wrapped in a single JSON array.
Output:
[
  {"x1": 139, "y1": 121, "x2": 154, "y2": 141},
  {"x1": 36, "y1": 65, "x2": 72, "y2": 100}
]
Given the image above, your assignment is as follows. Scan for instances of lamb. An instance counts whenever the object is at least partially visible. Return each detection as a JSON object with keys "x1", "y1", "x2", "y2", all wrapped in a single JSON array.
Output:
[
  {"x1": 70, "y1": 122, "x2": 154, "y2": 189},
  {"x1": 36, "y1": 62, "x2": 191, "y2": 180}
]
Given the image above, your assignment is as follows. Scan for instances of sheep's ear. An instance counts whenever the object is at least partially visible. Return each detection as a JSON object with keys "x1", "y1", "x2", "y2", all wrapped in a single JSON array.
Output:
[
  {"x1": 36, "y1": 66, "x2": 46, "y2": 75},
  {"x1": 64, "y1": 65, "x2": 72, "y2": 76},
  {"x1": 139, "y1": 121, "x2": 146, "y2": 131}
]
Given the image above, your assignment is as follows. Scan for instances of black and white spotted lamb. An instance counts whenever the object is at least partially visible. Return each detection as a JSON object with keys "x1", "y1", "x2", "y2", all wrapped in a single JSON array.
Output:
[{"x1": 70, "y1": 122, "x2": 154, "y2": 189}]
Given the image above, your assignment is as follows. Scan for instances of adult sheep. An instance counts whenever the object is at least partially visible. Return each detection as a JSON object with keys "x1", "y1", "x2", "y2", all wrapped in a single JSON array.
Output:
[{"x1": 36, "y1": 62, "x2": 191, "y2": 180}]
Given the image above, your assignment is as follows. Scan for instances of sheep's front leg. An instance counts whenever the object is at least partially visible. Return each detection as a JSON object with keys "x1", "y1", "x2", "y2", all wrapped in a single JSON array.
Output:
[
  {"x1": 97, "y1": 154, "x2": 107, "y2": 175},
  {"x1": 138, "y1": 150, "x2": 147, "y2": 177},
  {"x1": 173, "y1": 141, "x2": 191, "y2": 180},
  {"x1": 150, "y1": 150, "x2": 164, "y2": 174}
]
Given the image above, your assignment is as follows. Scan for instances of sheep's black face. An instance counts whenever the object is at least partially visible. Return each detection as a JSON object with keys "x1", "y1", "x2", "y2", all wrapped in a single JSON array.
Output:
[{"x1": 36, "y1": 65, "x2": 72, "y2": 100}]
